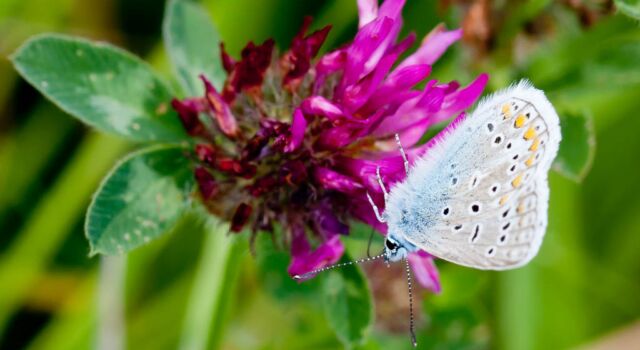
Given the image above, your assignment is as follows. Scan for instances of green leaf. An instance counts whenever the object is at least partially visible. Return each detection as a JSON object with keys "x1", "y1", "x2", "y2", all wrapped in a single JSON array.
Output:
[
  {"x1": 322, "y1": 256, "x2": 373, "y2": 348},
  {"x1": 86, "y1": 145, "x2": 194, "y2": 255},
  {"x1": 11, "y1": 34, "x2": 187, "y2": 142},
  {"x1": 553, "y1": 111, "x2": 596, "y2": 182},
  {"x1": 615, "y1": 0, "x2": 640, "y2": 20},
  {"x1": 163, "y1": 0, "x2": 225, "y2": 96}
]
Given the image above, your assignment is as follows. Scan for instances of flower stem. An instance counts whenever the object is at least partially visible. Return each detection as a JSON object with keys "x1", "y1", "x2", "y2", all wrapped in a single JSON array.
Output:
[
  {"x1": 178, "y1": 216, "x2": 237, "y2": 350},
  {"x1": 97, "y1": 256, "x2": 126, "y2": 350}
]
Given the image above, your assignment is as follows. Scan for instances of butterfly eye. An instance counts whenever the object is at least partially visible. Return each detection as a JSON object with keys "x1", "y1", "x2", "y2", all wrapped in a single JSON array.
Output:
[{"x1": 385, "y1": 239, "x2": 398, "y2": 251}]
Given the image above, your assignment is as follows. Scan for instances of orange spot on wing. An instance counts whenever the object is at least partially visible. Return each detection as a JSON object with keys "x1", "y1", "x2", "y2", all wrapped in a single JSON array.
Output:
[
  {"x1": 499, "y1": 195, "x2": 509, "y2": 206},
  {"x1": 511, "y1": 174, "x2": 523, "y2": 188},
  {"x1": 525, "y1": 155, "x2": 535, "y2": 167},
  {"x1": 514, "y1": 114, "x2": 526, "y2": 128},
  {"x1": 523, "y1": 127, "x2": 536, "y2": 140},
  {"x1": 502, "y1": 104, "x2": 511, "y2": 119},
  {"x1": 530, "y1": 138, "x2": 540, "y2": 151}
]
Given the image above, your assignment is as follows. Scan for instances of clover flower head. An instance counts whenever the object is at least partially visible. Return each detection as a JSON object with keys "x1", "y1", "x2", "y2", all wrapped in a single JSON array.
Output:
[{"x1": 171, "y1": 0, "x2": 488, "y2": 291}]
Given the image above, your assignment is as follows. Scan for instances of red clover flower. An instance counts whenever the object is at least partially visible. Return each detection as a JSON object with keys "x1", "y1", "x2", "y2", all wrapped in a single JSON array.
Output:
[{"x1": 171, "y1": 0, "x2": 488, "y2": 292}]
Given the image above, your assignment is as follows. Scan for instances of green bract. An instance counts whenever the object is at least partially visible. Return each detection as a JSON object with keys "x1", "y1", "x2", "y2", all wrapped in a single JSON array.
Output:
[
  {"x1": 554, "y1": 112, "x2": 596, "y2": 182},
  {"x1": 9, "y1": 0, "x2": 229, "y2": 256},
  {"x1": 86, "y1": 146, "x2": 194, "y2": 255},
  {"x1": 164, "y1": 0, "x2": 226, "y2": 95},
  {"x1": 11, "y1": 34, "x2": 187, "y2": 143},
  {"x1": 322, "y1": 256, "x2": 373, "y2": 348}
]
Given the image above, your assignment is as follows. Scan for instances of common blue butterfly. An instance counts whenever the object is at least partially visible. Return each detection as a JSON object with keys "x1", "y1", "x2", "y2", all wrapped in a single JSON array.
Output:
[
  {"x1": 379, "y1": 80, "x2": 561, "y2": 268},
  {"x1": 294, "y1": 80, "x2": 561, "y2": 346}
]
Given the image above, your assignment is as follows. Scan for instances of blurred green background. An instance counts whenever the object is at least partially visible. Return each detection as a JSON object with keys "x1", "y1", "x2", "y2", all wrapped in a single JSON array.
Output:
[{"x1": 1, "y1": 0, "x2": 640, "y2": 349}]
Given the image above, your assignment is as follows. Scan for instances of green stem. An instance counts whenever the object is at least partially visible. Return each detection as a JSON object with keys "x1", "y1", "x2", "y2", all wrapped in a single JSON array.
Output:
[
  {"x1": 178, "y1": 216, "x2": 234, "y2": 350},
  {"x1": 96, "y1": 256, "x2": 126, "y2": 350},
  {"x1": 496, "y1": 267, "x2": 535, "y2": 350}
]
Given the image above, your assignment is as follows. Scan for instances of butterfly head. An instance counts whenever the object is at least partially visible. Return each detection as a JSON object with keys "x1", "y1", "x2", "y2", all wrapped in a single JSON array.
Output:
[{"x1": 384, "y1": 235, "x2": 416, "y2": 262}]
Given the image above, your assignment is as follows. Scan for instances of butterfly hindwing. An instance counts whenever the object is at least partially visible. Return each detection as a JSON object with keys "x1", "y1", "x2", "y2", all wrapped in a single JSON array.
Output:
[{"x1": 386, "y1": 81, "x2": 561, "y2": 270}]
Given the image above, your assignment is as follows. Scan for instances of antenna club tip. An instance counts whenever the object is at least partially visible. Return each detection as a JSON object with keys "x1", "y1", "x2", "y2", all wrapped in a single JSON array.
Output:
[{"x1": 411, "y1": 334, "x2": 418, "y2": 347}]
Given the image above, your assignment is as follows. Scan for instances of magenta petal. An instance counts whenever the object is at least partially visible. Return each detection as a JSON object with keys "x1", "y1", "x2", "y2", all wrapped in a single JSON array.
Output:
[
  {"x1": 312, "y1": 201, "x2": 349, "y2": 239},
  {"x1": 343, "y1": 53, "x2": 396, "y2": 112},
  {"x1": 386, "y1": 64, "x2": 432, "y2": 90},
  {"x1": 314, "y1": 49, "x2": 347, "y2": 93},
  {"x1": 361, "y1": 0, "x2": 406, "y2": 77},
  {"x1": 194, "y1": 166, "x2": 218, "y2": 200},
  {"x1": 288, "y1": 235, "x2": 345, "y2": 279},
  {"x1": 201, "y1": 75, "x2": 238, "y2": 137},
  {"x1": 341, "y1": 16, "x2": 394, "y2": 89},
  {"x1": 357, "y1": 0, "x2": 378, "y2": 28},
  {"x1": 393, "y1": 76, "x2": 484, "y2": 146},
  {"x1": 396, "y1": 27, "x2": 462, "y2": 70},
  {"x1": 414, "y1": 112, "x2": 467, "y2": 155},
  {"x1": 378, "y1": 0, "x2": 406, "y2": 20},
  {"x1": 301, "y1": 96, "x2": 344, "y2": 120},
  {"x1": 428, "y1": 73, "x2": 488, "y2": 125},
  {"x1": 350, "y1": 197, "x2": 388, "y2": 234},
  {"x1": 408, "y1": 251, "x2": 441, "y2": 293},
  {"x1": 371, "y1": 80, "x2": 438, "y2": 138},
  {"x1": 370, "y1": 64, "x2": 432, "y2": 105},
  {"x1": 171, "y1": 98, "x2": 205, "y2": 136},
  {"x1": 285, "y1": 108, "x2": 307, "y2": 152},
  {"x1": 290, "y1": 223, "x2": 311, "y2": 257},
  {"x1": 336, "y1": 156, "x2": 407, "y2": 194},
  {"x1": 317, "y1": 126, "x2": 358, "y2": 149},
  {"x1": 314, "y1": 167, "x2": 364, "y2": 194},
  {"x1": 343, "y1": 34, "x2": 416, "y2": 112}
]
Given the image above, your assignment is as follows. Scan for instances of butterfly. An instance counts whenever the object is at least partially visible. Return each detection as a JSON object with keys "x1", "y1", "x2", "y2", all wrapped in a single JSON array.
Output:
[
  {"x1": 294, "y1": 80, "x2": 561, "y2": 346},
  {"x1": 379, "y1": 80, "x2": 561, "y2": 269}
]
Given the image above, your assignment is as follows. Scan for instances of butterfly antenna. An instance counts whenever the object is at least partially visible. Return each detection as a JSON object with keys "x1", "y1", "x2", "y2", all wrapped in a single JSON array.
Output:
[
  {"x1": 292, "y1": 252, "x2": 387, "y2": 280},
  {"x1": 405, "y1": 258, "x2": 418, "y2": 347}
]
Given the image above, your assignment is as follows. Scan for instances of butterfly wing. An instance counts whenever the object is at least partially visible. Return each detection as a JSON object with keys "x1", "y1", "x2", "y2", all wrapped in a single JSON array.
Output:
[{"x1": 386, "y1": 81, "x2": 560, "y2": 270}]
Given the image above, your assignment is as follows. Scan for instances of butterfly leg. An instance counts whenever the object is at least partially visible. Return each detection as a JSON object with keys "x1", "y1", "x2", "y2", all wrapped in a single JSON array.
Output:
[
  {"x1": 366, "y1": 167, "x2": 388, "y2": 223},
  {"x1": 376, "y1": 166, "x2": 389, "y2": 202},
  {"x1": 395, "y1": 133, "x2": 409, "y2": 176},
  {"x1": 366, "y1": 192, "x2": 386, "y2": 223}
]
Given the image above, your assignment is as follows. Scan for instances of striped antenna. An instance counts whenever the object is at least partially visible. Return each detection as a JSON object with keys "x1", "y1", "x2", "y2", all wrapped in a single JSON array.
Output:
[
  {"x1": 405, "y1": 258, "x2": 418, "y2": 347},
  {"x1": 292, "y1": 252, "x2": 387, "y2": 280}
]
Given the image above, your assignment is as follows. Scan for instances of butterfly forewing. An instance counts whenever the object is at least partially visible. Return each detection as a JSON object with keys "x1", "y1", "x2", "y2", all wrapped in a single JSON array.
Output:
[{"x1": 387, "y1": 81, "x2": 560, "y2": 270}]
